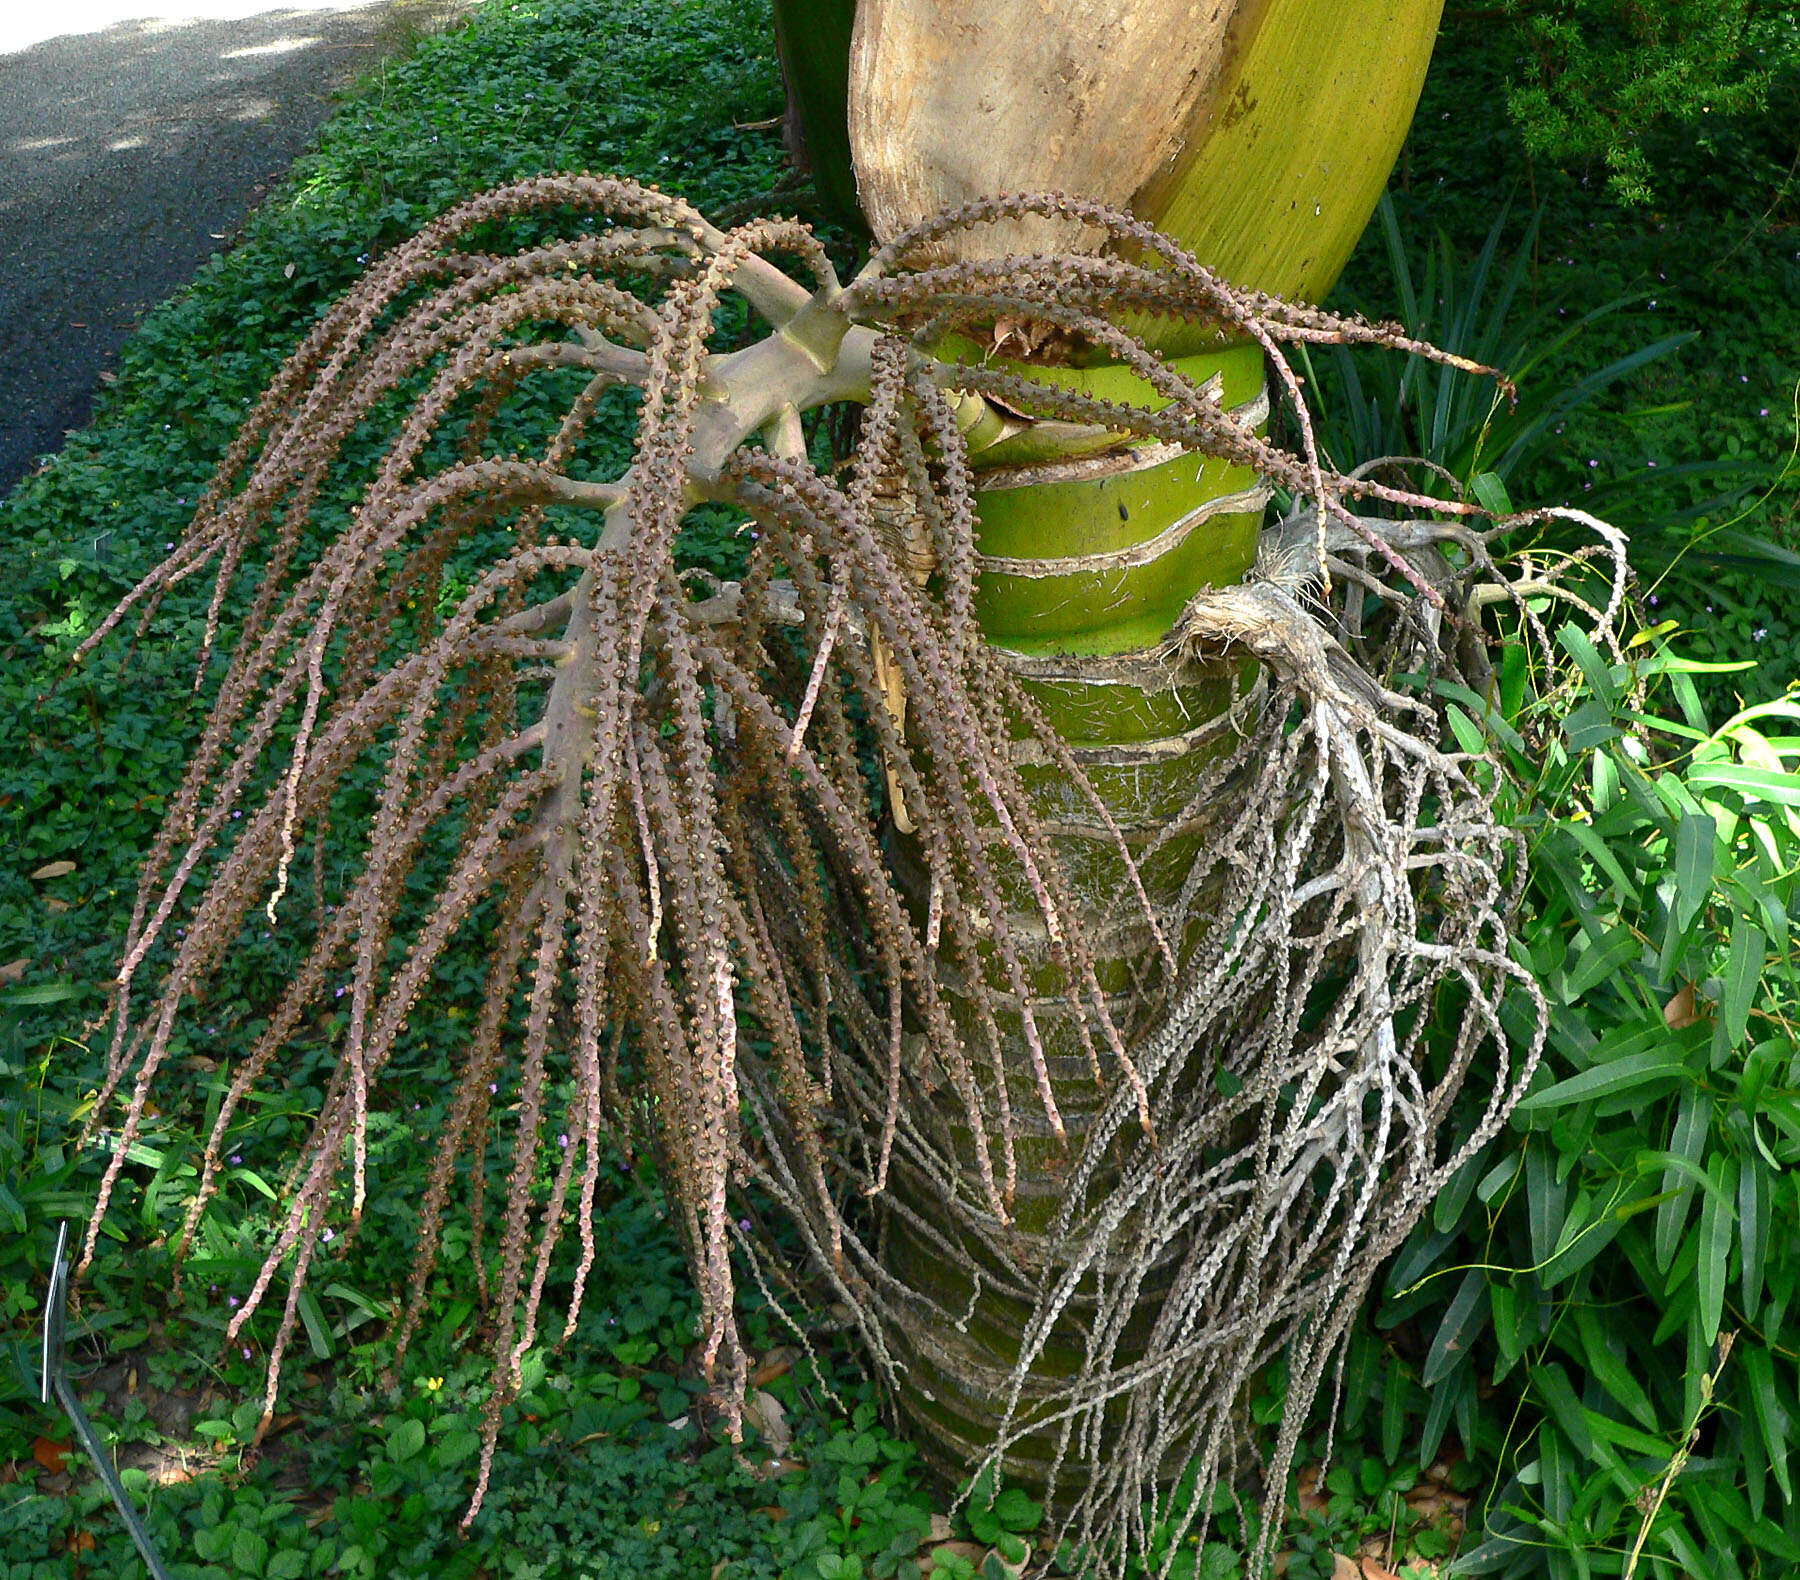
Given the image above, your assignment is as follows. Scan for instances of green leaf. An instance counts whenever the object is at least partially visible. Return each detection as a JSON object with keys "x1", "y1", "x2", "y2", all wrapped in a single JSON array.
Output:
[
  {"x1": 1558, "y1": 625, "x2": 1617, "y2": 709},
  {"x1": 1687, "y1": 761, "x2": 1800, "y2": 806},
  {"x1": 1381, "y1": 1357, "x2": 1409, "y2": 1465},
  {"x1": 1517, "y1": 1051, "x2": 1686, "y2": 1112},
  {"x1": 1490, "y1": 1281, "x2": 1523, "y2": 1374},
  {"x1": 1673, "y1": 812, "x2": 1716, "y2": 932},
  {"x1": 1656, "y1": 1088, "x2": 1713, "y2": 1273},
  {"x1": 1697, "y1": 1153, "x2": 1738, "y2": 1347},
  {"x1": 1743, "y1": 1344, "x2": 1792, "y2": 1505},
  {"x1": 1718, "y1": 919, "x2": 1764, "y2": 1049},
  {"x1": 993, "y1": 1532, "x2": 1031, "y2": 1566},
  {"x1": 231, "y1": 1525, "x2": 270, "y2": 1578},
  {"x1": 297, "y1": 1290, "x2": 333, "y2": 1361},
  {"x1": 1423, "y1": 1271, "x2": 1489, "y2": 1387},
  {"x1": 1559, "y1": 924, "x2": 1643, "y2": 1001},
  {"x1": 268, "y1": 1552, "x2": 307, "y2": 1580},
  {"x1": 1557, "y1": 818, "x2": 1636, "y2": 904},
  {"x1": 1571, "y1": 1306, "x2": 1656, "y2": 1430},
  {"x1": 1526, "y1": 1143, "x2": 1566, "y2": 1270},
  {"x1": 388, "y1": 1417, "x2": 426, "y2": 1463},
  {"x1": 1434, "y1": 1148, "x2": 1487, "y2": 1233},
  {"x1": 433, "y1": 1429, "x2": 482, "y2": 1469},
  {"x1": 1740, "y1": 1160, "x2": 1769, "y2": 1322},
  {"x1": 1562, "y1": 699, "x2": 1619, "y2": 753},
  {"x1": 1433, "y1": 679, "x2": 1527, "y2": 752},
  {"x1": 1418, "y1": 1365, "x2": 1466, "y2": 1466},
  {"x1": 0, "y1": 981, "x2": 84, "y2": 1006},
  {"x1": 992, "y1": 1487, "x2": 1042, "y2": 1532},
  {"x1": 1445, "y1": 703, "x2": 1488, "y2": 758},
  {"x1": 194, "y1": 1525, "x2": 235, "y2": 1563},
  {"x1": 1471, "y1": 470, "x2": 1514, "y2": 515},
  {"x1": 1529, "y1": 1362, "x2": 1594, "y2": 1460}
]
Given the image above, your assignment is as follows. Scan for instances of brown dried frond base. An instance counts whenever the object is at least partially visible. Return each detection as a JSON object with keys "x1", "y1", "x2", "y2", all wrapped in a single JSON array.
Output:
[{"x1": 73, "y1": 178, "x2": 1619, "y2": 1570}]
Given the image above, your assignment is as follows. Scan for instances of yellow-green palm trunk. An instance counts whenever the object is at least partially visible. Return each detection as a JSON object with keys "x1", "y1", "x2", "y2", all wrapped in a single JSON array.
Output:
[
  {"x1": 878, "y1": 344, "x2": 1273, "y2": 1482},
  {"x1": 772, "y1": 0, "x2": 1447, "y2": 1490}
]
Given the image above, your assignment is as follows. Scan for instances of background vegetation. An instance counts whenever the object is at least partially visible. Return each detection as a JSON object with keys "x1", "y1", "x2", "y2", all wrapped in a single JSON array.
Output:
[{"x1": 1, "y1": 1, "x2": 1797, "y2": 1576}]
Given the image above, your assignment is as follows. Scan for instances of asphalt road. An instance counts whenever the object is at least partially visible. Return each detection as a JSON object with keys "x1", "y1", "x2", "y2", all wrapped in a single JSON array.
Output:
[{"x1": 0, "y1": 0, "x2": 467, "y2": 494}]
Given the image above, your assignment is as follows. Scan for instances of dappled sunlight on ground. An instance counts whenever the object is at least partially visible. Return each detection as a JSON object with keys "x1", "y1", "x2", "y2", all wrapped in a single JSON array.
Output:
[{"x1": 0, "y1": 1, "x2": 396, "y2": 58}]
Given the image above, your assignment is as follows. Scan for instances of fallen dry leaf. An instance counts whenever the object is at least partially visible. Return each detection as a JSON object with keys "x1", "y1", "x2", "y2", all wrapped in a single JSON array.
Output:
[
  {"x1": 1664, "y1": 981, "x2": 1701, "y2": 1029},
  {"x1": 743, "y1": 1388, "x2": 792, "y2": 1457},
  {"x1": 30, "y1": 860, "x2": 76, "y2": 880},
  {"x1": 751, "y1": 1347, "x2": 796, "y2": 1388},
  {"x1": 32, "y1": 1437, "x2": 71, "y2": 1475},
  {"x1": 1331, "y1": 1556, "x2": 1361, "y2": 1580},
  {"x1": 0, "y1": 959, "x2": 28, "y2": 985}
]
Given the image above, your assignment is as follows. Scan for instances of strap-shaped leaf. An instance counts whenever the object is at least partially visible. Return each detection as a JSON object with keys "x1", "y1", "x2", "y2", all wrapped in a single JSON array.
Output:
[
  {"x1": 1673, "y1": 811, "x2": 1716, "y2": 933},
  {"x1": 1719, "y1": 917, "x2": 1765, "y2": 1049},
  {"x1": 1743, "y1": 1342, "x2": 1792, "y2": 1505},
  {"x1": 1517, "y1": 1050, "x2": 1685, "y2": 1113},
  {"x1": 1422, "y1": 1269, "x2": 1489, "y2": 1387},
  {"x1": 1697, "y1": 1152, "x2": 1739, "y2": 1347}
]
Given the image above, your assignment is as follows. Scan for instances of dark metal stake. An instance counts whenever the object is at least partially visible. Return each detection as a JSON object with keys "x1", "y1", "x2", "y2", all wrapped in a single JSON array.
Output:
[{"x1": 40, "y1": 1222, "x2": 176, "y2": 1580}]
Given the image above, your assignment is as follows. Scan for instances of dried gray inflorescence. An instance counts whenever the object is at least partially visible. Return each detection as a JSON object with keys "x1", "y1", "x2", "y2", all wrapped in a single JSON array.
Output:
[{"x1": 74, "y1": 175, "x2": 1622, "y2": 1571}]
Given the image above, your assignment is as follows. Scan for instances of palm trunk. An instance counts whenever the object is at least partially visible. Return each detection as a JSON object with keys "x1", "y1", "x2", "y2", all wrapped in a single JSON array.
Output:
[{"x1": 773, "y1": 0, "x2": 1447, "y2": 1489}]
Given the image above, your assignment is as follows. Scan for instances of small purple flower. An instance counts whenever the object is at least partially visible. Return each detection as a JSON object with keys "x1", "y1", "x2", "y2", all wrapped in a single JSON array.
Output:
[
  {"x1": 558, "y1": 1133, "x2": 569, "y2": 1149},
  {"x1": 335, "y1": 986, "x2": 346, "y2": 998},
  {"x1": 228, "y1": 1296, "x2": 240, "y2": 1308},
  {"x1": 489, "y1": 1082, "x2": 498, "y2": 1094},
  {"x1": 241, "y1": 1346, "x2": 252, "y2": 1360},
  {"x1": 230, "y1": 1152, "x2": 242, "y2": 1165},
  {"x1": 322, "y1": 1227, "x2": 335, "y2": 1243}
]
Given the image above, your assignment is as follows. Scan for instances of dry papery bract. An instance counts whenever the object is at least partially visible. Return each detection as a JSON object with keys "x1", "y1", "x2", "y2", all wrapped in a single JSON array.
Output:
[{"x1": 74, "y1": 175, "x2": 1624, "y2": 1572}]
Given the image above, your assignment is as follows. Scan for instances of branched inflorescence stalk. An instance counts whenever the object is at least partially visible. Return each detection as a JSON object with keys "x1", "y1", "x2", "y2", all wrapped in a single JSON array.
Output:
[{"x1": 79, "y1": 177, "x2": 1617, "y2": 1571}]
